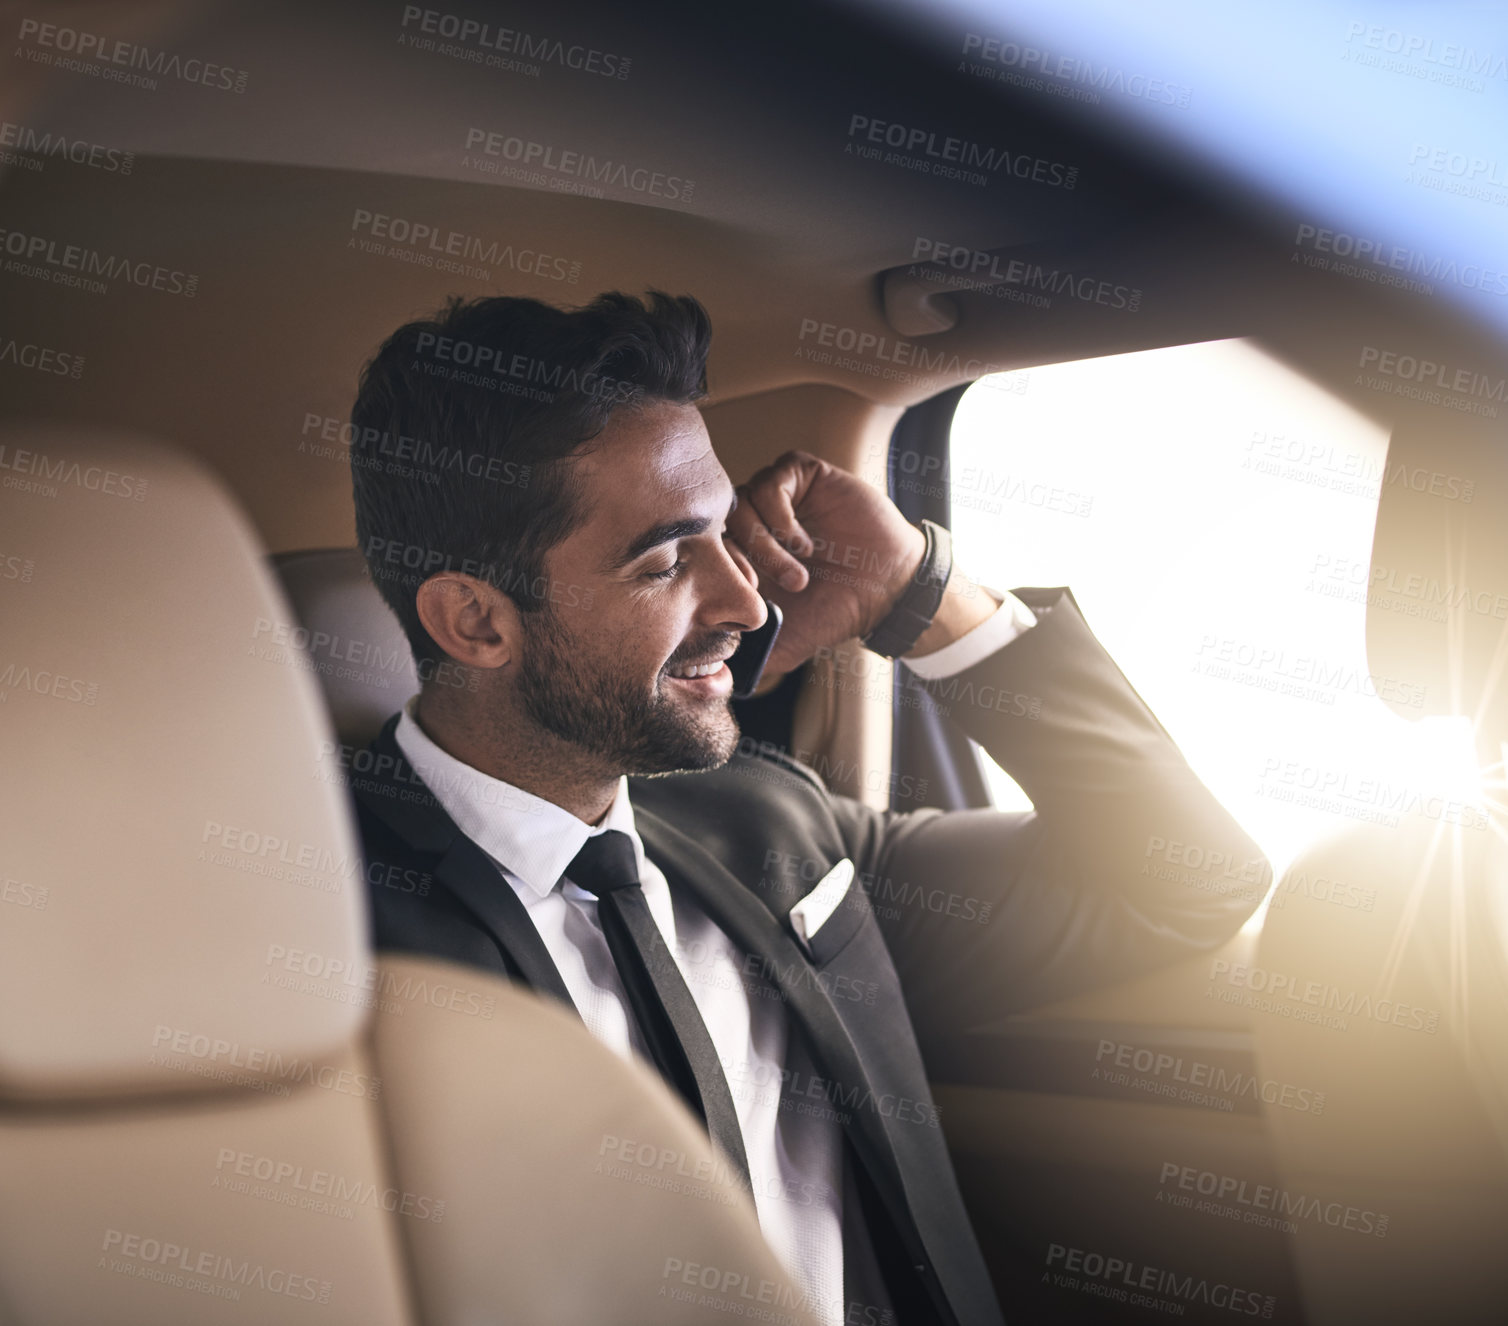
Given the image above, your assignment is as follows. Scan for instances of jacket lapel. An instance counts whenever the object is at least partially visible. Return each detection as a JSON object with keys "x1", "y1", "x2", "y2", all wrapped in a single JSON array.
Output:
[
  {"x1": 430, "y1": 833, "x2": 578, "y2": 1010},
  {"x1": 633, "y1": 805, "x2": 939, "y2": 1282},
  {"x1": 352, "y1": 717, "x2": 579, "y2": 1015}
]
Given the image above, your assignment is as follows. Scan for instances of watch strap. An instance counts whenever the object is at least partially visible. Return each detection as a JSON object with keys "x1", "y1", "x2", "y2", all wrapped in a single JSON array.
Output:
[{"x1": 861, "y1": 519, "x2": 952, "y2": 659}]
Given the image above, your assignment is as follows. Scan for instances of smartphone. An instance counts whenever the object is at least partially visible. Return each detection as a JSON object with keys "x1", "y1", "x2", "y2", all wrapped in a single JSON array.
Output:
[{"x1": 727, "y1": 598, "x2": 783, "y2": 699}]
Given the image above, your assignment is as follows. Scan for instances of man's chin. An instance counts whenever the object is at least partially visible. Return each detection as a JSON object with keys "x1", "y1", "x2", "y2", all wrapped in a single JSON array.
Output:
[{"x1": 624, "y1": 697, "x2": 739, "y2": 776}]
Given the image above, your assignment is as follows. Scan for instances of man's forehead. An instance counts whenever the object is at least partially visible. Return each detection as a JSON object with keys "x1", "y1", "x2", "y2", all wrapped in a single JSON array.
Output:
[{"x1": 575, "y1": 402, "x2": 729, "y2": 527}]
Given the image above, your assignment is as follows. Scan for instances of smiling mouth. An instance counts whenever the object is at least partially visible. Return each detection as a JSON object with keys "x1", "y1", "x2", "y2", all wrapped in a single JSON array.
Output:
[
  {"x1": 666, "y1": 660, "x2": 728, "y2": 680},
  {"x1": 664, "y1": 643, "x2": 738, "y2": 681}
]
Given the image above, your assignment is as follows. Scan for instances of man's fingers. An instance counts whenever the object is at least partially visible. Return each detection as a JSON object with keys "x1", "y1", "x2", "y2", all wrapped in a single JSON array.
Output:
[
  {"x1": 731, "y1": 455, "x2": 823, "y2": 592},
  {"x1": 728, "y1": 495, "x2": 808, "y2": 592},
  {"x1": 744, "y1": 452, "x2": 817, "y2": 560}
]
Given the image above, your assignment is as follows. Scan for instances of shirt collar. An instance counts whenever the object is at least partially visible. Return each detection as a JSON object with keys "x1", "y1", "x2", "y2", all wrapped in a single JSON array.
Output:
[{"x1": 393, "y1": 696, "x2": 647, "y2": 900}]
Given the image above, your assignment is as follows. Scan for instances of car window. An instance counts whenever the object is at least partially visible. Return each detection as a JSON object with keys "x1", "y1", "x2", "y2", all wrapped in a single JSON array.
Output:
[{"x1": 948, "y1": 338, "x2": 1482, "y2": 879}]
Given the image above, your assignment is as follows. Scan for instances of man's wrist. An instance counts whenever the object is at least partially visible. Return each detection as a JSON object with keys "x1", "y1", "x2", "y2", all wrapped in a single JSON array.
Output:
[
  {"x1": 903, "y1": 564, "x2": 999, "y2": 660},
  {"x1": 749, "y1": 563, "x2": 1001, "y2": 688},
  {"x1": 865, "y1": 522, "x2": 927, "y2": 637},
  {"x1": 862, "y1": 520, "x2": 951, "y2": 659}
]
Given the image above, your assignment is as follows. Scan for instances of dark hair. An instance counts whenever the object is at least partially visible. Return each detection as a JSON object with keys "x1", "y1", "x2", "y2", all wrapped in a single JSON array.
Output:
[{"x1": 350, "y1": 290, "x2": 712, "y2": 670}]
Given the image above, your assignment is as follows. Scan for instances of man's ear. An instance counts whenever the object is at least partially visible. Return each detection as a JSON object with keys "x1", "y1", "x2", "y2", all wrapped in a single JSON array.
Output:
[{"x1": 414, "y1": 573, "x2": 519, "y2": 670}]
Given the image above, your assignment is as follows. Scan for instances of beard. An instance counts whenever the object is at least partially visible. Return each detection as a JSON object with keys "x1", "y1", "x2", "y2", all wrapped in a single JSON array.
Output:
[{"x1": 515, "y1": 602, "x2": 739, "y2": 774}]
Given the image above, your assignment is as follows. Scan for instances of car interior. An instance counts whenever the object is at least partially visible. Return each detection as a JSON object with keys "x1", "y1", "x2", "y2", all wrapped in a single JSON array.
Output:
[{"x1": 3, "y1": 1, "x2": 1506, "y2": 1322}]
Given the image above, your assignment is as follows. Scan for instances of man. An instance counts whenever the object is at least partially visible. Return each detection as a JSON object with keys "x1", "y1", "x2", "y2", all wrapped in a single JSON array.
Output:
[{"x1": 346, "y1": 291, "x2": 1267, "y2": 1326}]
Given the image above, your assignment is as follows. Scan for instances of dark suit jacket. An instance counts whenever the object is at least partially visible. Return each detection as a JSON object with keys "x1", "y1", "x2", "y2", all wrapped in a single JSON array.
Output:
[{"x1": 347, "y1": 588, "x2": 1267, "y2": 1326}]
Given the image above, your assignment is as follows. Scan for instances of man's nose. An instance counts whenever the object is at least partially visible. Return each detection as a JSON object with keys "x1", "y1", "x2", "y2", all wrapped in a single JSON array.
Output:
[{"x1": 715, "y1": 538, "x2": 768, "y2": 632}]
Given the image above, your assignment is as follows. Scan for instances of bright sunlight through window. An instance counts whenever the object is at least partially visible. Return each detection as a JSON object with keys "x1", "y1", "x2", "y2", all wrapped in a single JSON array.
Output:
[{"x1": 949, "y1": 340, "x2": 1482, "y2": 883}]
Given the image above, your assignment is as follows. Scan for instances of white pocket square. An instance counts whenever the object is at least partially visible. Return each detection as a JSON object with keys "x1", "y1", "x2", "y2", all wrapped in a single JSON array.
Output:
[{"x1": 788, "y1": 858, "x2": 856, "y2": 951}]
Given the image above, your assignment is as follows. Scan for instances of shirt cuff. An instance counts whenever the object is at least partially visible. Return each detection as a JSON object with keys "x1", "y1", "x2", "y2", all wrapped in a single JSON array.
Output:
[{"x1": 899, "y1": 586, "x2": 1038, "y2": 679}]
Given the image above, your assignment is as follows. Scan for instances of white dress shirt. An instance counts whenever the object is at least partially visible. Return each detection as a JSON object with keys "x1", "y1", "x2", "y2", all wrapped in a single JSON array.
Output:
[
  {"x1": 901, "y1": 586, "x2": 1035, "y2": 678},
  {"x1": 393, "y1": 589, "x2": 1034, "y2": 1325}
]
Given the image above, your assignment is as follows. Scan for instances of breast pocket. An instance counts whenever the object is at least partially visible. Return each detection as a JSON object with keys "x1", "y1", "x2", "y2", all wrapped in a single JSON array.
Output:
[{"x1": 789, "y1": 858, "x2": 873, "y2": 967}]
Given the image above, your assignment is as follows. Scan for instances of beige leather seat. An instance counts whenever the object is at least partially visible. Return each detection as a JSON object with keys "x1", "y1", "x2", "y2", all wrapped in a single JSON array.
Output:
[
  {"x1": 0, "y1": 427, "x2": 813, "y2": 1326},
  {"x1": 1250, "y1": 413, "x2": 1508, "y2": 1325}
]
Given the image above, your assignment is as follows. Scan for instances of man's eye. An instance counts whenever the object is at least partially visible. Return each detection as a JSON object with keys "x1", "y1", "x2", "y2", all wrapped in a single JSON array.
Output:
[{"x1": 644, "y1": 560, "x2": 687, "y2": 582}]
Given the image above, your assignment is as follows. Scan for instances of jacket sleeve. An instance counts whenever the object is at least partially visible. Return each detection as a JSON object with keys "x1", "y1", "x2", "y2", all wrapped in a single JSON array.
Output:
[{"x1": 827, "y1": 587, "x2": 1270, "y2": 1040}]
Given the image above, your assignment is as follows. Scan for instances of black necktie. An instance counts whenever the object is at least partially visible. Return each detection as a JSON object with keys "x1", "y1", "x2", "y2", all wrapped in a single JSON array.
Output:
[{"x1": 564, "y1": 830, "x2": 752, "y2": 1193}]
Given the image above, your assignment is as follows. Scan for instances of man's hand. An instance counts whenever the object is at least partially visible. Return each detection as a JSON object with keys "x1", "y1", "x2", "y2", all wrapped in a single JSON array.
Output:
[{"x1": 725, "y1": 449, "x2": 991, "y2": 680}]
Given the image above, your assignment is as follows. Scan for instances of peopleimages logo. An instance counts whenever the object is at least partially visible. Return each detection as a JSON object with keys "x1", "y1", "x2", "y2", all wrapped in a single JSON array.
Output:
[
  {"x1": 1094, "y1": 1038, "x2": 1324, "y2": 1114},
  {"x1": 1044, "y1": 1244, "x2": 1276, "y2": 1318},
  {"x1": 1192, "y1": 634, "x2": 1427, "y2": 709},
  {"x1": 99, "y1": 1229, "x2": 330, "y2": 1303},
  {"x1": 412, "y1": 331, "x2": 634, "y2": 402},
  {"x1": 846, "y1": 114, "x2": 1078, "y2": 189},
  {"x1": 959, "y1": 34, "x2": 1192, "y2": 109},
  {"x1": 461, "y1": 128, "x2": 693, "y2": 201},
  {"x1": 0, "y1": 441, "x2": 148, "y2": 500},
  {"x1": 1256, "y1": 752, "x2": 1489, "y2": 832},
  {"x1": 213, "y1": 1147, "x2": 445, "y2": 1222},
  {"x1": 1342, "y1": 21, "x2": 1507, "y2": 84},
  {"x1": 909, "y1": 237, "x2": 1141, "y2": 311},
  {"x1": 0, "y1": 336, "x2": 84, "y2": 379},
  {"x1": 348, "y1": 208, "x2": 580, "y2": 284},
  {"x1": 0, "y1": 121, "x2": 135, "y2": 174},
  {"x1": 14, "y1": 19, "x2": 250, "y2": 93},
  {"x1": 397, "y1": 7, "x2": 630, "y2": 79},
  {"x1": 0, "y1": 227, "x2": 198, "y2": 298},
  {"x1": 1244, "y1": 429, "x2": 1476, "y2": 503},
  {"x1": 1208, "y1": 957, "x2": 1440, "y2": 1034},
  {"x1": 1156, "y1": 1162, "x2": 1388, "y2": 1238},
  {"x1": 1294, "y1": 223, "x2": 1508, "y2": 296},
  {"x1": 1408, "y1": 144, "x2": 1508, "y2": 189},
  {"x1": 148, "y1": 1024, "x2": 381, "y2": 1099},
  {"x1": 1358, "y1": 345, "x2": 1508, "y2": 402},
  {"x1": 794, "y1": 317, "x2": 1010, "y2": 383},
  {"x1": 361, "y1": 535, "x2": 597, "y2": 611},
  {"x1": 298, "y1": 412, "x2": 532, "y2": 487}
]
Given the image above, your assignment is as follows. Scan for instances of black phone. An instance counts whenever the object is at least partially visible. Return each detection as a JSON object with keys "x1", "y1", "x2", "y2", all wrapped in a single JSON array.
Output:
[{"x1": 727, "y1": 598, "x2": 783, "y2": 699}]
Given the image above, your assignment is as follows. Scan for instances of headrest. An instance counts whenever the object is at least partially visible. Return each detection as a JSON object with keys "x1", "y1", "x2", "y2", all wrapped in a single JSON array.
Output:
[
  {"x1": 272, "y1": 549, "x2": 419, "y2": 749},
  {"x1": 0, "y1": 429, "x2": 370, "y2": 1102},
  {"x1": 1367, "y1": 409, "x2": 1508, "y2": 739}
]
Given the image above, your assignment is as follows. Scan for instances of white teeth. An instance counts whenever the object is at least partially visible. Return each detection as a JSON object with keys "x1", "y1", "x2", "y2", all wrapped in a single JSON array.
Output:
[{"x1": 669, "y1": 661, "x2": 724, "y2": 679}]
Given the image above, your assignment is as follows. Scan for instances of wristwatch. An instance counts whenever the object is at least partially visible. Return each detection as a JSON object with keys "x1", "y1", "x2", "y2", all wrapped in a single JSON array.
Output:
[{"x1": 861, "y1": 518, "x2": 952, "y2": 659}]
